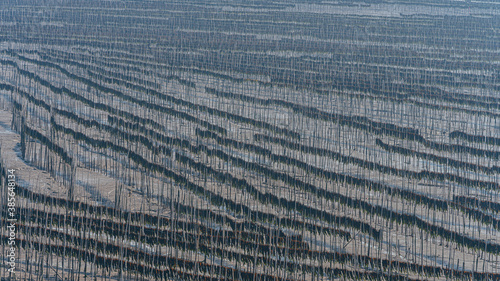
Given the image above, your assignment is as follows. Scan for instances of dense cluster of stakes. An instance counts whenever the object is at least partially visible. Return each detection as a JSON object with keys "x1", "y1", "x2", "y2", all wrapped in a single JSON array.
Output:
[{"x1": 0, "y1": 0, "x2": 499, "y2": 280}]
